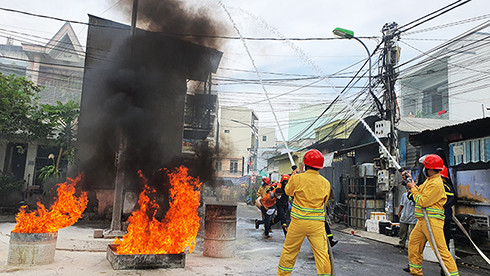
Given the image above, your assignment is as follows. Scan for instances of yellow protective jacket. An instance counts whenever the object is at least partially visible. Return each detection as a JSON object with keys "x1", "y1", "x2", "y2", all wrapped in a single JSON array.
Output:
[
  {"x1": 410, "y1": 173, "x2": 447, "y2": 220},
  {"x1": 285, "y1": 170, "x2": 330, "y2": 221},
  {"x1": 257, "y1": 185, "x2": 268, "y2": 199}
]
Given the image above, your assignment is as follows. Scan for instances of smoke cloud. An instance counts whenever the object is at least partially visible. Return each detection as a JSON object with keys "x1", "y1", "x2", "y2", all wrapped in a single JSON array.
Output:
[{"x1": 77, "y1": 0, "x2": 228, "y2": 213}]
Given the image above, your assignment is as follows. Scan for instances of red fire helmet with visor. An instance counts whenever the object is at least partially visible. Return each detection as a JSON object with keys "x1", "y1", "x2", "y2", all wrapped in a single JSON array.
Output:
[
  {"x1": 303, "y1": 149, "x2": 324, "y2": 169},
  {"x1": 420, "y1": 154, "x2": 444, "y2": 170},
  {"x1": 440, "y1": 165, "x2": 449, "y2": 179},
  {"x1": 262, "y1": 177, "x2": 271, "y2": 185},
  {"x1": 280, "y1": 174, "x2": 290, "y2": 183}
]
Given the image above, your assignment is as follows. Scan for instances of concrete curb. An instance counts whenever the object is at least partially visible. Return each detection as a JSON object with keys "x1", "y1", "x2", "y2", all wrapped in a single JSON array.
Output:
[{"x1": 331, "y1": 224, "x2": 399, "y2": 246}]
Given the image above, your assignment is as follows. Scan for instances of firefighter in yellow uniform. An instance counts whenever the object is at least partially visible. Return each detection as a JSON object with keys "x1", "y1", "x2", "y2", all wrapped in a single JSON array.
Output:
[
  {"x1": 278, "y1": 149, "x2": 331, "y2": 276},
  {"x1": 404, "y1": 154, "x2": 459, "y2": 276}
]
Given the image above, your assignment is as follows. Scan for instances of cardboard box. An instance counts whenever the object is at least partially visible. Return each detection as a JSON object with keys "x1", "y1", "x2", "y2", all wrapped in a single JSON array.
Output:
[{"x1": 370, "y1": 212, "x2": 387, "y2": 221}]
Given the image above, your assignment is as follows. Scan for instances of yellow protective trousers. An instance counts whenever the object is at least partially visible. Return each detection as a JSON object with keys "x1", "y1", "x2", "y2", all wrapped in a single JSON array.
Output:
[
  {"x1": 277, "y1": 217, "x2": 331, "y2": 276},
  {"x1": 408, "y1": 218, "x2": 459, "y2": 276}
]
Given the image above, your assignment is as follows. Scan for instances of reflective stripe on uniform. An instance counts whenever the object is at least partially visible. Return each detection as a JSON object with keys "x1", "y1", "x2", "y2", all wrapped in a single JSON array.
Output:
[
  {"x1": 414, "y1": 206, "x2": 445, "y2": 220},
  {"x1": 427, "y1": 214, "x2": 445, "y2": 219},
  {"x1": 327, "y1": 234, "x2": 333, "y2": 237},
  {"x1": 426, "y1": 207, "x2": 444, "y2": 214},
  {"x1": 291, "y1": 211, "x2": 325, "y2": 221},
  {"x1": 415, "y1": 194, "x2": 421, "y2": 204},
  {"x1": 318, "y1": 274, "x2": 331, "y2": 276},
  {"x1": 292, "y1": 203, "x2": 324, "y2": 213},
  {"x1": 414, "y1": 213, "x2": 445, "y2": 220},
  {"x1": 278, "y1": 265, "x2": 293, "y2": 272},
  {"x1": 409, "y1": 263, "x2": 422, "y2": 269},
  {"x1": 449, "y1": 271, "x2": 459, "y2": 276}
]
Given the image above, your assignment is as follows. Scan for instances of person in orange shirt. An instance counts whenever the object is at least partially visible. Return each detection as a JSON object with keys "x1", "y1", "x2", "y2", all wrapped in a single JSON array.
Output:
[{"x1": 256, "y1": 188, "x2": 284, "y2": 239}]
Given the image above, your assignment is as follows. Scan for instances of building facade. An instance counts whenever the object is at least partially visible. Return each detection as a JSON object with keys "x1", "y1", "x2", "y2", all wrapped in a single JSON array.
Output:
[
  {"x1": 216, "y1": 107, "x2": 258, "y2": 184},
  {"x1": 399, "y1": 30, "x2": 490, "y2": 121},
  {"x1": 0, "y1": 22, "x2": 84, "y2": 190}
]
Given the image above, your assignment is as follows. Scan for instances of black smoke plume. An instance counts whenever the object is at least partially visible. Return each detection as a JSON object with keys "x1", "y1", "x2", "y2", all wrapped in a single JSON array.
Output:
[{"x1": 77, "y1": 0, "x2": 228, "y2": 214}]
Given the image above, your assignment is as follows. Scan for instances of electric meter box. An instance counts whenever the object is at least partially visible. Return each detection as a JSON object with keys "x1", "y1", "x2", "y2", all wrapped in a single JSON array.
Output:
[
  {"x1": 377, "y1": 169, "x2": 390, "y2": 192},
  {"x1": 375, "y1": 120, "x2": 390, "y2": 138}
]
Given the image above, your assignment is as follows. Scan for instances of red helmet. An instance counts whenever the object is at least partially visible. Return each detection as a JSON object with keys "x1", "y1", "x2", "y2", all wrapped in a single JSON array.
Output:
[
  {"x1": 280, "y1": 174, "x2": 290, "y2": 183},
  {"x1": 440, "y1": 165, "x2": 449, "y2": 179},
  {"x1": 422, "y1": 154, "x2": 444, "y2": 170},
  {"x1": 262, "y1": 177, "x2": 270, "y2": 185},
  {"x1": 303, "y1": 149, "x2": 324, "y2": 169}
]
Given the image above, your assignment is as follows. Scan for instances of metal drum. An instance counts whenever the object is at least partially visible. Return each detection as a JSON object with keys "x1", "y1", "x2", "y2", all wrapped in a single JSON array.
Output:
[
  {"x1": 7, "y1": 232, "x2": 58, "y2": 266},
  {"x1": 203, "y1": 203, "x2": 237, "y2": 258}
]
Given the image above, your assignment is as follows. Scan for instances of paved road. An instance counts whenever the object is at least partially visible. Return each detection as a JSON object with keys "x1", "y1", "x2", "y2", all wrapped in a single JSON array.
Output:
[{"x1": 0, "y1": 204, "x2": 485, "y2": 275}]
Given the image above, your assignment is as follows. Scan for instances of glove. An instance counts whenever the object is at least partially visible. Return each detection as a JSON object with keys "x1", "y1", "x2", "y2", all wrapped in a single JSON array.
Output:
[{"x1": 266, "y1": 208, "x2": 275, "y2": 215}]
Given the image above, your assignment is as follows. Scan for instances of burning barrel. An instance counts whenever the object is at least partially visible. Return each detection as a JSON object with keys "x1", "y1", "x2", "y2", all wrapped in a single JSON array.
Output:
[
  {"x1": 203, "y1": 203, "x2": 237, "y2": 258},
  {"x1": 7, "y1": 232, "x2": 58, "y2": 266}
]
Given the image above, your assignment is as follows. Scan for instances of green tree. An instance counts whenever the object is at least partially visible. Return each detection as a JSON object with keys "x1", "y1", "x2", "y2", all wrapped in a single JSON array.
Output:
[
  {"x1": 41, "y1": 100, "x2": 80, "y2": 170},
  {"x1": 0, "y1": 74, "x2": 80, "y2": 182},
  {"x1": 0, "y1": 74, "x2": 50, "y2": 139}
]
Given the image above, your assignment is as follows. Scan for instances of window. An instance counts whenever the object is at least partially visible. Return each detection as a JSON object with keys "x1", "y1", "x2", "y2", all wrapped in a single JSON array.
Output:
[
  {"x1": 449, "y1": 136, "x2": 490, "y2": 165},
  {"x1": 262, "y1": 135, "x2": 267, "y2": 142},
  {"x1": 216, "y1": 161, "x2": 222, "y2": 171},
  {"x1": 230, "y1": 160, "x2": 239, "y2": 173},
  {"x1": 224, "y1": 129, "x2": 230, "y2": 133}
]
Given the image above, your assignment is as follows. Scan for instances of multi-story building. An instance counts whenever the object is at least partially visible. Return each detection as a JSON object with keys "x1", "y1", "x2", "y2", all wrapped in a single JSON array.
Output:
[
  {"x1": 399, "y1": 29, "x2": 490, "y2": 121},
  {"x1": 0, "y1": 22, "x2": 84, "y2": 189},
  {"x1": 256, "y1": 127, "x2": 276, "y2": 175},
  {"x1": 216, "y1": 107, "x2": 258, "y2": 184}
]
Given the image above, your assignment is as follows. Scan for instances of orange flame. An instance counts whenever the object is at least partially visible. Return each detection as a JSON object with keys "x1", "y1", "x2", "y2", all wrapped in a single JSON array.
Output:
[
  {"x1": 114, "y1": 166, "x2": 201, "y2": 254},
  {"x1": 12, "y1": 174, "x2": 88, "y2": 233}
]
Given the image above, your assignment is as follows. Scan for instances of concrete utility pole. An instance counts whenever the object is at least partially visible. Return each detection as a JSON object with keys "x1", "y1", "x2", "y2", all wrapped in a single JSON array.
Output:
[
  {"x1": 381, "y1": 22, "x2": 400, "y2": 157},
  {"x1": 378, "y1": 22, "x2": 401, "y2": 220},
  {"x1": 104, "y1": 0, "x2": 138, "y2": 238}
]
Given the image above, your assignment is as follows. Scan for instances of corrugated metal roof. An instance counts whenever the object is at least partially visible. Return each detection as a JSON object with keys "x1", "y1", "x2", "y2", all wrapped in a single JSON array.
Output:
[
  {"x1": 396, "y1": 117, "x2": 461, "y2": 133},
  {"x1": 409, "y1": 117, "x2": 490, "y2": 146}
]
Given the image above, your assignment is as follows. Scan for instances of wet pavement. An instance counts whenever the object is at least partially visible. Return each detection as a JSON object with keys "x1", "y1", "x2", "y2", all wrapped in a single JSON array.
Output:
[{"x1": 0, "y1": 203, "x2": 486, "y2": 275}]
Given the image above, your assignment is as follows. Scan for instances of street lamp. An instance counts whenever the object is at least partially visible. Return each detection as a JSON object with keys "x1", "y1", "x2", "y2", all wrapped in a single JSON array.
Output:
[{"x1": 333, "y1": 27, "x2": 377, "y2": 113}]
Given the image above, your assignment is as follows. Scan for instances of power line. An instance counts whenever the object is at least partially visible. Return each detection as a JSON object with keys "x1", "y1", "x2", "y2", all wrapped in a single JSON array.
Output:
[
  {"x1": 0, "y1": 7, "x2": 379, "y2": 41},
  {"x1": 398, "y1": 0, "x2": 472, "y2": 33},
  {"x1": 1, "y1": 55, "x2": 84, "y2": 69},
  {"x1": 402, "y1": 13, "x2": 490, "y2": 35},
  {"x1": 396, "y1": 20, "x2": 490, "y2": 70},
  {"x1": 217, "y1": 58, "x2": 372, "y2": 109},
  {"x1": 398, "y1": 39, "x2": 490, "y2": 76}
]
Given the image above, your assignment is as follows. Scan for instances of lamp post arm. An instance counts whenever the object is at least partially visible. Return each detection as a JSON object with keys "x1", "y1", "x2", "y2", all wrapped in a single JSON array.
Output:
[
  {"x1": 230, "y1": 119, "x2": 259, "y2": 172},
  {"x1": 352, "y1": 37, "x2": 384, "y2": 116}
]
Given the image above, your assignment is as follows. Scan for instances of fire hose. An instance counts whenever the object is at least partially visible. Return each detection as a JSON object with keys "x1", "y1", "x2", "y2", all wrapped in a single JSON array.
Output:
[
  {"x1": 325, "y1": 215, "x2": 335, "y2": 275},
  {"x1": 452, "y1": 214, "x2": 490, "y2": 265},
  {"x1": 327, "y1": 233, "x2": 335, "y2": 276},
  {"x1": 421, "y1": 208, "x2": 451, "y2": 276}
]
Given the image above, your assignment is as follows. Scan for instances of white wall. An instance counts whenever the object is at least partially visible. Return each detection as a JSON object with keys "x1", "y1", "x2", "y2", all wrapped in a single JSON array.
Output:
[
  {"x1": 219, "y1": 107, "x2": 256, "y2": 176},
  {"x1": 447, "y1": 32, "x2": 490, "y2": 121},
  {"x1": 258, "y1": 127, "x2": 275, "y2": 148}
]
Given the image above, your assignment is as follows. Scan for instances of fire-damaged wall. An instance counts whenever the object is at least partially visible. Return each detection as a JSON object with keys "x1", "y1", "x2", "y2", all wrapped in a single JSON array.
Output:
[{"x1": 78, "y1": 12, "x2": 223, "y2": 216}]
